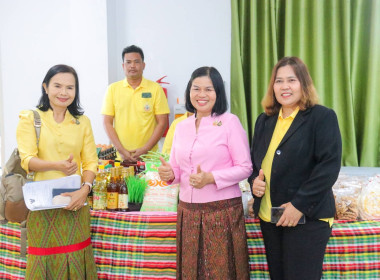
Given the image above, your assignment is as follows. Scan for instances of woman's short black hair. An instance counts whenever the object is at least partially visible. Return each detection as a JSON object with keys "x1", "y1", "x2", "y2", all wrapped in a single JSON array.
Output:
[
  {"x1": 122, "y1": 45, "x2": 144, "y2": 61},
  {"x1": 37, "y1": 64, "x2": 84, "y2": 117},
  {"x1": 185, "y1": 67, "x2": 228, "y2": 116}
]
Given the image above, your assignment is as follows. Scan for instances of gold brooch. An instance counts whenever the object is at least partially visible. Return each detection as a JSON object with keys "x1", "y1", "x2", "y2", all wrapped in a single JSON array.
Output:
[
  {"x1": 213, "y1": 120, "x2": 222, "y2": 126},
  {"x1": 71, "y1": 118, "x2": 80, "y2": 125}
]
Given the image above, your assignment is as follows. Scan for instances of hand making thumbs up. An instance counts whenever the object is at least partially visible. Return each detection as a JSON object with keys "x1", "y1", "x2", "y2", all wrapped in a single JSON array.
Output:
[
  {"x1": 252, "y1": 169, "x2": 266, "y2": 197},
  {"x1": 67, "y1": 154, "x2": 73, "y2": 162},
  {"x1": 189, "y1": 165, "x2": 215, "y2": 189},
  {"x1": 158, "y1": 156, "x2": 175, "y2": 182},
  {"x1": 58, "y1": 154, "x2": 78, "y2": 176},
  {"x1": 197, "y1": 165, "x2": 202, "y2": 174}
]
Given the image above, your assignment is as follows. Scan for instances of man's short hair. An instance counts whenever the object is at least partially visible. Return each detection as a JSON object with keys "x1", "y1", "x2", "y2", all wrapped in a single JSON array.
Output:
[{"x1": 122, "y1": 45, "x2": 144, "y2": 61}]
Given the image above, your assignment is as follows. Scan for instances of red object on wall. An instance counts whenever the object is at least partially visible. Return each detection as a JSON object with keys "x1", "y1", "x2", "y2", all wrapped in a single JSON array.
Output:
[{"x1": 156, "y1": 76, "x2": 170, "y2": 137}]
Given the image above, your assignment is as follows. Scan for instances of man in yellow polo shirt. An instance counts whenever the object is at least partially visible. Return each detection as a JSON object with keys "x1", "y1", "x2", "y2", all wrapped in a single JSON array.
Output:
[{"x1": 101, "y1": 45, "x2": 170, "y2": 162}]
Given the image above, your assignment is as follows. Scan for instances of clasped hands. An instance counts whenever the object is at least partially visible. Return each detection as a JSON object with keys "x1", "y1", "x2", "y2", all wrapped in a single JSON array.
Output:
[
  {"x1": 251, "y1": 169, "x2": 303, "y2": 227},
  {"x1": 158, "y1": 157, "x2": 211, "y2": 189},
  {"x1": 120, "y1": 148, "x2": 147, "y2": 163}
]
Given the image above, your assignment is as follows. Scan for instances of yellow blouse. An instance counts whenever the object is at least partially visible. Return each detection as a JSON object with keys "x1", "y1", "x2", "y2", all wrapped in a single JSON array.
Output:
[{"x1": 16, "y1": 109, "x2": 98, "y2": 181}]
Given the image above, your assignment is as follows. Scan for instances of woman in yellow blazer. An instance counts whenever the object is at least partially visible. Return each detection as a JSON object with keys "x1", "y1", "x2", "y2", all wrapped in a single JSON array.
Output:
[{"x1": 16, "y1": 64, "x2": 98, "y2": 279}]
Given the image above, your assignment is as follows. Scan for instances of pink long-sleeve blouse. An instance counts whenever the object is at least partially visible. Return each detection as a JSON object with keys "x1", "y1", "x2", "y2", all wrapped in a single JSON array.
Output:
[{"x1": 169, "y1": 112, "x2": 252, "y2": 203}]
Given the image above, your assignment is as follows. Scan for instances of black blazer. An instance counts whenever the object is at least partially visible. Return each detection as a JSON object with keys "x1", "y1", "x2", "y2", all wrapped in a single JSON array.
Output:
[{"x1": 248, "y1": 105, "x2": 342, "y2": 219}]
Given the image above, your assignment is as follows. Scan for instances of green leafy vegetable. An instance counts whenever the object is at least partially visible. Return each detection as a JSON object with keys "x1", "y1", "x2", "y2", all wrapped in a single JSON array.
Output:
[{"x1": 126, "y1": 176, "x2": 148, "y2": 203}]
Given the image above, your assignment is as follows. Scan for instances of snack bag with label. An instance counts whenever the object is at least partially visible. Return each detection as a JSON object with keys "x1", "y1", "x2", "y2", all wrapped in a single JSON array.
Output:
[{"x1": 140, "y1": 171, "x2": 179, "y2": 212}]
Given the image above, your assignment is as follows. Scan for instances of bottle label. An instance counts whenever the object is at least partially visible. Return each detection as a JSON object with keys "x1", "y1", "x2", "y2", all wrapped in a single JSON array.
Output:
[
  {"x1": 107, "y1": 192, "x2": 118, "y2": 209},
  {"x1": 93, "y1": 194, "x2": 101, "y2": 210},
  {"x1": 93, "y1": 192, "x2": 106, "y2": 210},
  {"x1": 118, "y1": 194, "x2": 128, "y2": 209}
]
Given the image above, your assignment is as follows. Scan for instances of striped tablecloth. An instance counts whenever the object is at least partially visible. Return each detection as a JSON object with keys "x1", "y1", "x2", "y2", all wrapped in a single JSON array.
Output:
[
  {"x1": 91, "y1": 211, "x2": 177, "y2": 280},
  {"x1": 0, "y1": 212, "x2": 379, "y2": 280},
  {"x1": 246, "y1": 219, "x2": 380, "y2": 280}
]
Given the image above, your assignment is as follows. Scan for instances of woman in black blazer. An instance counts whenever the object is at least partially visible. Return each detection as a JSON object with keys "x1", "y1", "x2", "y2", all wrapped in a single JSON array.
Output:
[{"x1": 249, "y1": 57, "x2": 342, "y2": 280}]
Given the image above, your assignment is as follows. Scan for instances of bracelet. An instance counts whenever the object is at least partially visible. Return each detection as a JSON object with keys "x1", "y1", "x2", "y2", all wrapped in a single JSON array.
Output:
[{"x1": 81, "y1": 182, "x2": 93, "y2": 193}]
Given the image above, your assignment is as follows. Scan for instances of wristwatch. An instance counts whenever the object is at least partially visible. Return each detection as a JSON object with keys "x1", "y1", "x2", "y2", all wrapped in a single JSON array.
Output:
[{"x1": 81, "y1": 182, "x2": 93, "y2": 193}]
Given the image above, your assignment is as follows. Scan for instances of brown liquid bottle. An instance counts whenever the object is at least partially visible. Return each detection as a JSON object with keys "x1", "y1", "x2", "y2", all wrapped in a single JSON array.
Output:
[
  {"x1": 118, "y1": 167, "x2": 129, "y2": 212},
  {"x1": 87, "y1": 187, "x2": 93, "y2": 209},
  {"x1": 106, "y1": 167, "x2": 118, "y2": 211}
]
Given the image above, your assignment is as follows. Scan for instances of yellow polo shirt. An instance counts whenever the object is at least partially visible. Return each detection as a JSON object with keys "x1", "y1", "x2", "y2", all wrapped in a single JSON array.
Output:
[
  {"x1": 16, "y1": 109, "x2": 98, "y2": 181},
  {"x1": 162, "y1": 112, "x2": 190, "y2": 155},
  {"x1": 259, "y1": 107, "x2": 333, "y2": 226},
  {"x1": 101, "y1": 77, "x2": 170, "y2": 154}
]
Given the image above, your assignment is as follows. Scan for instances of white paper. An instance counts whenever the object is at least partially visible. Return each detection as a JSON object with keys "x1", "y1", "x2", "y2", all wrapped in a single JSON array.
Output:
[{"x1": 22, "y1": 174, "x2": 81, "y2": 211}]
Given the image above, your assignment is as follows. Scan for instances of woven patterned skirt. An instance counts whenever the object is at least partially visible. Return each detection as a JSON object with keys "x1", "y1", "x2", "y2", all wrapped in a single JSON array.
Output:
[
  {"x1": 25, "y1": 206, "x2": 98, "y2": 279},
  {"x1": 177, "y1": 197, "x2": 249, "y2": 280}
]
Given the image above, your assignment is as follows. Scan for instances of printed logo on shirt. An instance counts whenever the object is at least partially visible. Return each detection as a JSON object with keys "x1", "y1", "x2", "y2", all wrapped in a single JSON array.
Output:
[
  {"x1": 142, "y1": 92, "x2": 152, "y2": 98},
  {"x1": 144, "y1": 103, "x2": 152, "y2": 112}
]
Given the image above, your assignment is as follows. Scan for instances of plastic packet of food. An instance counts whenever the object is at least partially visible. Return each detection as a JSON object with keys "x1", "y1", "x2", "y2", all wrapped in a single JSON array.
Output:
[
  {"x1": 333, "y1": 175, "x2": 365, "y2": 191},
  {"x1": 358, "y1": 175, "x2": 380, "y2": 220},
  {"x1": 333, "y1": 186, "x2": 360, "y2": 220},
  {"x1": 140, "y1": 171, "x2": 179, "y2": 212},
  {"x1": 239, "y1": 179, "x2": 251, "y2": 193},
  {"x1": 241, "y1": 191, "x2": 253, "y2": 217}
]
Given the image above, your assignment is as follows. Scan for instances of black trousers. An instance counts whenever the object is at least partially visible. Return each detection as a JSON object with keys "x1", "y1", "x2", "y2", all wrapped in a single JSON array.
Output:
[{"x1": 260, "y1": 218, "x2": 332, "y2": 280}]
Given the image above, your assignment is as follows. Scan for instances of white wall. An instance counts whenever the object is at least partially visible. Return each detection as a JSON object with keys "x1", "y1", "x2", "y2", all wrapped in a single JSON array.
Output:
[
  {"x1": 0, "y1": 0, "x2": 231, "y2": 167},
  {"x1": 0, "y1": 0, "x2": 109, "y2": 165},
  {"x1": 0, "y1": 47, "x2": 4, "y2": 173},
  {"x1": 107, "y1": 0, "x2": 231, "y2": 124}
]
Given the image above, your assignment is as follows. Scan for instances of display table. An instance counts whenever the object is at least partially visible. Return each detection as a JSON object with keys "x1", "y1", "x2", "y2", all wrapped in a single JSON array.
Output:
[
  {"x1": 1, "y1": 211, "x2": 379, "y2": 279},
  {"x1": 91, "y1": 211, "x2": 177, "y2": 280}
]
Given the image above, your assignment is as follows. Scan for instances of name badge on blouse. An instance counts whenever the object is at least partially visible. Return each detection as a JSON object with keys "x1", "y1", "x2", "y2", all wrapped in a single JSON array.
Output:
[{"x1": 142, "y1": 92, "x2": 152, "y2": 98}]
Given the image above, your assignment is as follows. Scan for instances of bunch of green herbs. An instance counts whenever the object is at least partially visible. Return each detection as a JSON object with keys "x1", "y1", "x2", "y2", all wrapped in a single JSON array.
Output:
[{"x1": 126, "y1": 176, "x2": 148, "y2": 203}]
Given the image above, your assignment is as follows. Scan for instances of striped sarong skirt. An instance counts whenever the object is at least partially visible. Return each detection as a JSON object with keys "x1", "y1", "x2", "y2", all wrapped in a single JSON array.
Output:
[{"x1": 176, "y1": 197, "x2": 249, "y2": 280}]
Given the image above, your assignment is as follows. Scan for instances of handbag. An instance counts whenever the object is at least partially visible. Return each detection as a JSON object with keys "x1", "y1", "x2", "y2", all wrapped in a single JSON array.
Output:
[{"x1": 0, "y1": 110, "x2": 41, "y2": 223}]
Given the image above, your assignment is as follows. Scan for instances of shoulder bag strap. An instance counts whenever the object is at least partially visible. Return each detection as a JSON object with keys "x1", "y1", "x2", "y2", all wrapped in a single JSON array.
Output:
[
  {"x1": 26, "y1": 110, "x2": 41, "y2": 181},
  {"x1": 32, "y1": 110, "x2": 41, "y2": 147}
]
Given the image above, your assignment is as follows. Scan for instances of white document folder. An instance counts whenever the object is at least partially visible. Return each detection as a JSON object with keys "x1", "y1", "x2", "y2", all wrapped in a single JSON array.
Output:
[{"x1": 22, "y1": 174, "x2": 81, "y2": 211}]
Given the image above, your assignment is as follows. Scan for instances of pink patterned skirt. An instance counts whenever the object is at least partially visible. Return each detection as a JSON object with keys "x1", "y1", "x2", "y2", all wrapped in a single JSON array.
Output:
[{"x1": 176, "y1": 197, "x2": 249, "y2": 280}]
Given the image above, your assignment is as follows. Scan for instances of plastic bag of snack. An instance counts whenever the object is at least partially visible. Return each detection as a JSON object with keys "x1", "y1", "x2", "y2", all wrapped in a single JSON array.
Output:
[
  {"x1": 333, "y1": 175, "x2": 366, "y2": 191},
  {"x1": 358, "y1": 175, "x2": 380, "y2": 220},
  {"x1": 241, "y1": 191, "x2": 253, "y2": 217},
  {"x1": 333, "y1": 186, "x2": 360, "y2": 220},
  {"x1": 239, "y1": 179, "x2": 251, "y2": 193},
  {"x1": 140, "y1": 171, "x2": 179, "y2": 212}
]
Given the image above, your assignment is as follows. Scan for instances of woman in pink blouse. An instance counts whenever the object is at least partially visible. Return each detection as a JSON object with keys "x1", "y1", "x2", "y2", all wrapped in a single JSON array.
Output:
[{"x1": 158, "y1": 67, "x2": 252, "y2": 279}]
